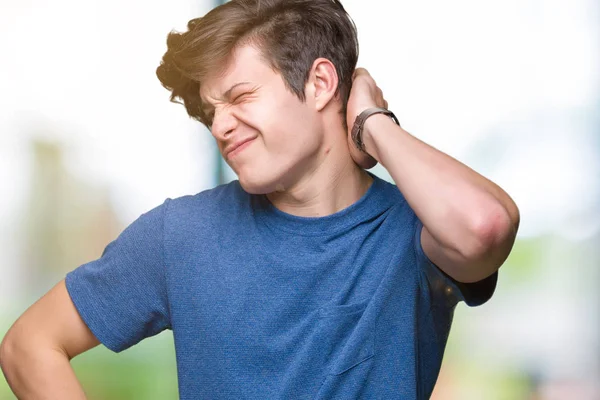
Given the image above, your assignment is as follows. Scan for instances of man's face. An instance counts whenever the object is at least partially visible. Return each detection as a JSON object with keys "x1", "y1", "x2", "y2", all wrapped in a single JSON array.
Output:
[{"x1": 200, "y1": 45, "x2": 324, "y2": 194}]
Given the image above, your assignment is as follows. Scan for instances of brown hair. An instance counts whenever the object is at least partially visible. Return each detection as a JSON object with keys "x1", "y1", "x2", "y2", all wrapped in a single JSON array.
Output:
[{"x1": 156, "y1": 0, "x2": 359, "y2": 128}]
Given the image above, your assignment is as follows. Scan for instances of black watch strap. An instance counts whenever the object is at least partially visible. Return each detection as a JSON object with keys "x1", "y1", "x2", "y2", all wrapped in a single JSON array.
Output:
[{"x1": 351, "y1": 107, "x2": 400, "y2": 153}]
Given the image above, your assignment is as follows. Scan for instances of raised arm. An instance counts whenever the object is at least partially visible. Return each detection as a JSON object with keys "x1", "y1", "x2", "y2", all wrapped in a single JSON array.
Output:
[
  {"x1": 346, "y1": 68, "x2": 520, "y2": 284},
  {"x1": 0, "y1": 279, "x2": 100, "y2": 399}
]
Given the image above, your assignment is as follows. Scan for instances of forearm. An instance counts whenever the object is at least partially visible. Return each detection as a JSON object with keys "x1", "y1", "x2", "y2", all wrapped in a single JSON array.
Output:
[
  {"x1": 1, "y1": 340, "x2": 87, "y2": 400},
  {"x1": 364, "y1": 115, "x2": 519, "y2": 256}
]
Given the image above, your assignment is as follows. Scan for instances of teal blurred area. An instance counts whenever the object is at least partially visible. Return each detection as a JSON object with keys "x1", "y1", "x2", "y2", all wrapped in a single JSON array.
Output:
[{"x1": 1, "y1": 0, "x2": 598, "y2": 399}]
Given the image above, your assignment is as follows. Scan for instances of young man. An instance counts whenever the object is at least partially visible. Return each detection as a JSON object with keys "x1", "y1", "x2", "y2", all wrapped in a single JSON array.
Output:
[{"x1": 1, "y1": 0, "x2": 519, "y2": 398}]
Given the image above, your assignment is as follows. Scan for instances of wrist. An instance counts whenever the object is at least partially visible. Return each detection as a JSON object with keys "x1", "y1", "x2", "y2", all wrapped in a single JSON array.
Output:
[
  {"x1": 351, "y1": 108, "x2": 401, "y2": 159},
  {"x1": 362, "y1": 114, "x2": 398, "y2": 162}
]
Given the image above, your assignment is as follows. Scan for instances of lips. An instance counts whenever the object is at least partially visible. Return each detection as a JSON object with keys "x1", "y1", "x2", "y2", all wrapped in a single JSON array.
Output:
[{"x1": 224, "y1": 137, "x2": 256, "y2": 159}]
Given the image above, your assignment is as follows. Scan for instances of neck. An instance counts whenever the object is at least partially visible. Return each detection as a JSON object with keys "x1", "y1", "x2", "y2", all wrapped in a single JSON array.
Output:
[{"x1": 266, "y1": 142, "x2": 373, "y2": 218}]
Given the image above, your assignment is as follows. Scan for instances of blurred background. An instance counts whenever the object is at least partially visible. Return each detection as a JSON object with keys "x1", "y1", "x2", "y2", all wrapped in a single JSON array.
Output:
[{"x1": 0, "y1": 0, "x2": 598, "y2": 398}]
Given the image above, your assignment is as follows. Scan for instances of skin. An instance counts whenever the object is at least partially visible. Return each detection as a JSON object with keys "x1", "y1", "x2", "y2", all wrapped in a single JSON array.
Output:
[
  {"x1": 200, "y1": 45, "x2": 373, "y2": 217},
  {"x1": 0, "y1": 279, "x2": 97, "y2": 399},
  {"x1": 0, "y1": 43, "x2": 519, "y2": 398}
]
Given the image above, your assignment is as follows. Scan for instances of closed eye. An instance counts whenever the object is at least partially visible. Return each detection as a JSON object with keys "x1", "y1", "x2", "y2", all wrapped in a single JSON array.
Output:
[
  {"x1": 232, "y1": 92, "x2": 250, "y2": 104},
  {"x1": 231, "y1": 85, "x2": 259, "y2": 103}
]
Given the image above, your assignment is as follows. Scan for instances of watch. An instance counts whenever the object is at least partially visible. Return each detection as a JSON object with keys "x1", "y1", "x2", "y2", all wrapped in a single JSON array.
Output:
[{"x1": 351, "y1": 107, "x2": 401, "y2": 153}]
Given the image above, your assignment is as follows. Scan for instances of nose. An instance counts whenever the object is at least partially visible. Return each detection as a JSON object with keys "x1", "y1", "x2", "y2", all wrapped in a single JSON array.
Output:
[{"x1": 210, "y1": 107, "x2": 238, "y2": 140}]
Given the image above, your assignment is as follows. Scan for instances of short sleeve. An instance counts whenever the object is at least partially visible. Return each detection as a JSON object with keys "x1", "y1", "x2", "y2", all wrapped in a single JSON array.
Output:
[
  {"x1": 414, "y1": 218, "x2": 497, "y2": 307},
  {"x1": 65, "y1": 199, "x2": 171, "y2": 352}
]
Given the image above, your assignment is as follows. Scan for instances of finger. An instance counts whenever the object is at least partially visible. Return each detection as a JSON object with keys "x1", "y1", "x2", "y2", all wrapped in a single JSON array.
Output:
[
  {"x1": 384, "y1": 99, "x2": 389, "y2": 109},
  {"x1": 352, "y1": 67, "x2": 369, "y2": 80},
  {"x1": 375, "y1": 88, "x2": 386, "y2": 106}
]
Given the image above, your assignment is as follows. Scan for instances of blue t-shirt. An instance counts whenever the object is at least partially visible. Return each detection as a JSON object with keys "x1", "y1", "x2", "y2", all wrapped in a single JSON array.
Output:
[{"x1": 66, "y1": 174, "x2": 496, "y2": 399}]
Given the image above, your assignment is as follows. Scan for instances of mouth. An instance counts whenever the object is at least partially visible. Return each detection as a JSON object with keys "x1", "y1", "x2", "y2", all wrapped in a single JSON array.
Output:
[{"x1": 225, "y1": 137, "x2": 256, "y2": 159}]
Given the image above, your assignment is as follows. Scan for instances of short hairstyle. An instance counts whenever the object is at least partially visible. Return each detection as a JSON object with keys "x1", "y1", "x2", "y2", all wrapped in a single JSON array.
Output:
[{"x1": 156, "y1": 0, "x2": 359, "y2": 128}]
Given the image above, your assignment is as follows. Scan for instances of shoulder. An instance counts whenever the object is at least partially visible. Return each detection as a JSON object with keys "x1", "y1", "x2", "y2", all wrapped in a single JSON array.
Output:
[
  {"x1": 370, "y1": 174, "x2": 414, "y2": 222},
  {"x1": 167, "y1": 180, "x2": 246, "y2": 213},
  {"x1": 162, "y1": 180, "x2": 249, "y2": 229}
]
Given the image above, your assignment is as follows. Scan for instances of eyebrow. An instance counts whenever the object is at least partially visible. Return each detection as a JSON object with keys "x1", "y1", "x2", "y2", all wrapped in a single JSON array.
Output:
[{"x1": 201, "y1": 82, "x2": 252, "y2": 109}]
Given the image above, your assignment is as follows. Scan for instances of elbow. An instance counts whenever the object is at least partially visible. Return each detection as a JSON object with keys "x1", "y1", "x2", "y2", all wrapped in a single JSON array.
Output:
[
  {"x1": 464, "y1": 203, "x2": 519, "y2": 270},
  {"x1": 0, "y1": 331, "x2": 16, "y2": 375},
  {"x1": 1, "y1": 327, "x2": 42, "y2": 373},
  {"x1": 478, "y1": 203, "x2": 518, "y2": 248},
  {"x1": 1, "y1": 327, "x2": 28, "y2": 373}
]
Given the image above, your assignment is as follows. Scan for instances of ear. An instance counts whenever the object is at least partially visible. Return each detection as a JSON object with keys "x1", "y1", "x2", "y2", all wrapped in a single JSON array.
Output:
[{"x1": 306, "y1": 58, "x2": 339, "y2": 112}]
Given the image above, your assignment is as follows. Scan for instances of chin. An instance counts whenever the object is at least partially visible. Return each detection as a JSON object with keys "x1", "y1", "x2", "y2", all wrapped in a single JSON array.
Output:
[
  {"x1": 234, "y1": 160, "x2": 297, "y2": 195},
  {"x1": 239, "y1": 181, "x2": 269, "y2": 195},
  {"x1": 237, "y1": 171, "x2": 278, "y2": 195}
]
